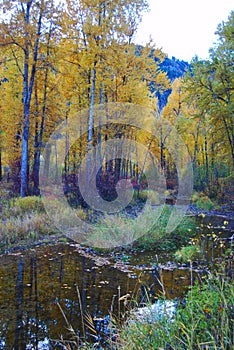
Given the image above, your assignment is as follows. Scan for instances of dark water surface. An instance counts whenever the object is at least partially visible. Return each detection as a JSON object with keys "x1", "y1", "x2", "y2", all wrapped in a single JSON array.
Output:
[{"x1": 0, "y1": 215, "x2": 233, "y2": 349}]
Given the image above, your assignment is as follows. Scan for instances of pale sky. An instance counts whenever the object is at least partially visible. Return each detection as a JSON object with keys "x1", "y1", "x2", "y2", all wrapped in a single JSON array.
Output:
[{"x1": 135, "y1": 0, "x2": 233, "y2": 62}]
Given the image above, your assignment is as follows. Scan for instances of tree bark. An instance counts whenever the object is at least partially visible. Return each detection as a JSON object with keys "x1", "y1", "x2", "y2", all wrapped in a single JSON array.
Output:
[
  {"x1": 32, "y1": 21, "x2": 52, "y2": 195},
  {"x1": 86, "y1": 64, "x2": 97, "y2": 186},
  {"x1": 192, "y1": 119, "x2": 201, "y2": 171},
  {"x1": 20, "y1": 0, "x2": 43, "y2": 197},
  {"x1": 0, "y1": 146, "x2": 2, "y2": 181}
]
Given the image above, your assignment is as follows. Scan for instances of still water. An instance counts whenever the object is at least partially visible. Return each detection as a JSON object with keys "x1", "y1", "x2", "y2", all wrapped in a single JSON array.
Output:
[
  {"x1": 0, "y1": 215, "x2": 233, "y2": 349},
  {"x1": 0, "y1": 243, "x2": 194, "y2": 349}
]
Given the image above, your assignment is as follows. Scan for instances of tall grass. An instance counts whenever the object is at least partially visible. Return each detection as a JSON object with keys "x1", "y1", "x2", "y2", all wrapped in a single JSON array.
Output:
[
  {"x1": 0, "y1": 195, "x2": 89, "y2": 249},
  {"x1": 0, "y1": 196, "x2": 57, "y2": 249},
  {"x1": 0, "y1": 212, "x2": 53, "y2": 247},
  {"x1": 86, "y1": 205, "x2": 196, "y2": 250},
  {"x1": 55, "y1": 270, "x2": 233, "y2": 349},
  {"x1": 116, "y1": 274, "x2": 234, "y2": 350}
]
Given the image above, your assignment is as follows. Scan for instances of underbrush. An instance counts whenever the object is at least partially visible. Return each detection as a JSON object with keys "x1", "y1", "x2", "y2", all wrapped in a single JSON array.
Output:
[
  {"x1": 191, "y1": 191, "x2": 229, "y2": 212},
  {"x1": 192, "y1": 191, "x2": 215, "y2": 211},
  {"x1": 174, "y1": 244, "x2": 203, "y2": 263},
  {"x1": 56, "y1": 270, "x2": 233, "y2": 350},
  {"x1": 0, "y1": 194, "x2": 90, "y2": 250}
]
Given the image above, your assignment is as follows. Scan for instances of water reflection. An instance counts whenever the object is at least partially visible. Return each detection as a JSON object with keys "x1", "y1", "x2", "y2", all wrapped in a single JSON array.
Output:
[
  {"x1": 0, "y1": 214, "x2": 233, "y2": 349},
  {"x1": 0, "y1": 243, "x2": 193, "y2": 349}
]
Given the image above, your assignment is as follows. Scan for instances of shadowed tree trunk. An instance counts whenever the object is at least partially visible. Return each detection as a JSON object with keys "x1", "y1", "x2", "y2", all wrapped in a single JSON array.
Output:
[
  {"x1": 0, "y1": 145, "x2": 2, "y2": 181},
  {"x1": 14, "y1": 257, "x2": 25, "y2": 349},
  {"x1": 32, "y1": 21, "x2": 53, "y2": 195},
  {"x1": 86, "y1": 64, "x2": 97, "y2": 187},
  {"x1": 21, "y1": 1, "x2": 43, "y2": 197}
]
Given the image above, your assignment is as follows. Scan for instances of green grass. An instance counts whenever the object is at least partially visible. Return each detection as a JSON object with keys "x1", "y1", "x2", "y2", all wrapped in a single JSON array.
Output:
[
  {"x1": 116, "y1": 274, "x2": 234, "y2": 350},
  {"x1": 133, "y1": 205, "x2": 197, "y2": 251},
  {"x1": 192, "y1": 191, "x2": 218, "y2": 211},
  {"x1": 174, "y1": 245, "x2": 203, "y2": 263},
  {"x1": 85, "y1": 205, "x2": 196, "y2": 251}
]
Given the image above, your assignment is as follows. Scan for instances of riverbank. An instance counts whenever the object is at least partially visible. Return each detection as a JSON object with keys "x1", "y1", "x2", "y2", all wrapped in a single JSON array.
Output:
[
  {"x1": 0, "y1": 191, "x2": 233, "y2": 254},
  {"x1": 187, "y1": 203, "x2": 234, "y2": 220}
]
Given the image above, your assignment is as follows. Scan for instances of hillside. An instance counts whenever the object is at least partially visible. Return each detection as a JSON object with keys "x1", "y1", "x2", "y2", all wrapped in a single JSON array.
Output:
[{"x1": 156, "y1": 56, "x2": 190, "y2": 111}]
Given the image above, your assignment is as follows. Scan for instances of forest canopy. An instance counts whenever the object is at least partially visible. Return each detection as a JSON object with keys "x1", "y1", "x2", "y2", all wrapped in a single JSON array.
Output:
[{"x1": 0, "y1": 1, "x2": 233, "y2": 207}]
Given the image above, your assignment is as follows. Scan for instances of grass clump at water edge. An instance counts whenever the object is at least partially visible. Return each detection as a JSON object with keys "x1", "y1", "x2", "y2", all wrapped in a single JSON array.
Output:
[
  {"x1": 84, "y1": 204, "x2": 196, "y2": 251},
  {"x1": 115, "y1": 274, "x2": 234, "y2": 350}
]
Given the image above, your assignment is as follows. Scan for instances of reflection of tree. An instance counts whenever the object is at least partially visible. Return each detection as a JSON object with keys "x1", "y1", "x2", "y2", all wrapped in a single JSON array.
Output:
[
  {"x1": 91, "y1": 267, "x2": 97, "y2": 311},
  {"x1": 1, "y1": 244, "x2": 202, "y2": 347},
  {"x1": 14, "y1": 257, "x2": 25, "y2": 349},
  {"x1": 81, "y1": 256, "x2": 87, "y2": 334},
  {"x1": 33, "y1": 257, "x2": 39, "y2": 348},
  {"x1": 25, "y1": 256, "x2": 40, "y2": 348},
  {"x1": 58, "y1": 254, "x2": 64, "y2": 300}
]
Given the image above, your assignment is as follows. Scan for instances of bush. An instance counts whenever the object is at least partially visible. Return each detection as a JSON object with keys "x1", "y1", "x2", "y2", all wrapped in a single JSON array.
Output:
[
  {"x1": 86, "y1": 205, "x2": 163, "y2": 249},
  {"x1": 137, "y1": 189, "x2": 160, "y2": 205},
  {"x1": 85, "y1": 205, "x2": 196, "y2": 250},
  {"x1": 191, "y1": 191, "x2": 200, "y2": 203},
  {"x1": 0, "y1": 196, "x2": 58, "y2": 250}
]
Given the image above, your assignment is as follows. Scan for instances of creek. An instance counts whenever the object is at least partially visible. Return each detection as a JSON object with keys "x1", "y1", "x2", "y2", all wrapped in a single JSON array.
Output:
[{"x1": 0, "y1": 215, "x2": 233, "y2": 349}]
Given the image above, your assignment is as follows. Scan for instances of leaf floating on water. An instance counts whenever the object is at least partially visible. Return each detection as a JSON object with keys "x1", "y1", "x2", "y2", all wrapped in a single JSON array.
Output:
[
  {"x1": 93, "y1": 317, "x2": 104, "y2": 322},
  {"x1": 119, "y1": 293, "x2": 131, "y2": 301},
  {"x1": 99, "y1": 280, "x2": 109, "y2": 285}
]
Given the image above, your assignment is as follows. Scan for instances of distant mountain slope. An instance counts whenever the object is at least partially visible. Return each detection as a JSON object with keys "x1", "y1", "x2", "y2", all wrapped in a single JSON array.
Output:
[{"x1": 156, "y1": 56, "x2": 190, "y2": 111}]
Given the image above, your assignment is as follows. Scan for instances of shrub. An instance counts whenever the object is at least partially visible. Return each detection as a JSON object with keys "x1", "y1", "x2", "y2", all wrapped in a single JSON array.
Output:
[
  {"x1": 86, "y1": 205, "x2": 163, "y2": 249},
  {"x1": 145, "y1": 190, "x2": 160, "y2": 205},
  {"x1": 137, "y1": 189, "x2": 160, "y2": 204},
  {"x1": 86, "y1": 205, "x2": 196, "y2": 251},
  {"x1": 191, "y1": 191, "x2": 200, "y2": 203}
]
